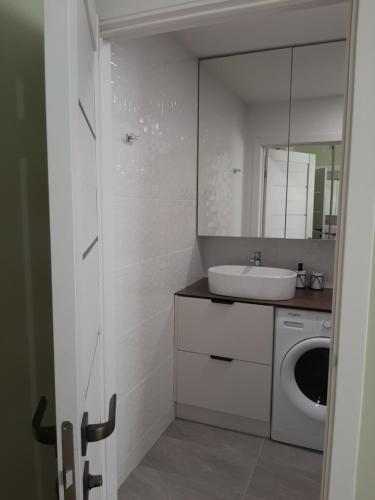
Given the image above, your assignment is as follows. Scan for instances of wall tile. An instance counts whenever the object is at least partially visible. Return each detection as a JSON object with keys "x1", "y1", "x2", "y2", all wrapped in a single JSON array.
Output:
[
  {"x1": 116, "y1": 308, "x2": 174, "y2": 399},
  {"x1": 111, "y1": 34, "x2": 203, "y2": 485},
  {"x1": 117, "y1": 358, "x2": 175, "y2": 463}
]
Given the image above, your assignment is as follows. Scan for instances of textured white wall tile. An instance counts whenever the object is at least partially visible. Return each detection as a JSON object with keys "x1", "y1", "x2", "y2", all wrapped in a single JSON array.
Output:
[
  {"x1": 117, "y1": 407, "x2": 175, "y2": 486},
  {"x1": 111, "y1": 33, "x2": 203, "y2": 484},
  {"x1": 116, "y1": 308, "x2": 174, "y2": 399},
  {"x1": 117, "y1": 358, "x2": 174, "y2": 463},
  {"x1": 114, "y1": 198, "x2": 196, "y2": 268}
]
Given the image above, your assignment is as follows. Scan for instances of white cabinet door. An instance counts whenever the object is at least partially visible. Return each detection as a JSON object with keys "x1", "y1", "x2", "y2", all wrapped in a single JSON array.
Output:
[
  {"x1": 44, "y1": 1, "x2": 116, "y2": 498},
  {"x1": 176, "y1": 351, "x2": 272, "y2": 422},
  {"x1": 176, "y1": 296, "x2": 274, "y2": 364}
]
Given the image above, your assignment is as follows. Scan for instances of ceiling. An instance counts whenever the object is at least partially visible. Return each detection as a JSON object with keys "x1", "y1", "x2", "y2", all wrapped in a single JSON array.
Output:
[
  {"x1": 201, "y1": 40, "x2": 347, "y2": 104},
  {"x1": 173, "y1": 2, "x2": 349, "y2": 58}
]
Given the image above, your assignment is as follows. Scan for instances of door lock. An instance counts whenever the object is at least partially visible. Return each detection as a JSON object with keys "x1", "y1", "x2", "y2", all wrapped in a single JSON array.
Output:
[{"x1": 83, "y1": 461, "x2": 103, "y2": 500}]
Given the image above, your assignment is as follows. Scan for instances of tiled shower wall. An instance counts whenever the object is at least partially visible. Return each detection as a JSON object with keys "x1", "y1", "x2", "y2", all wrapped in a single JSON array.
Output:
[{"x1": 111, "y1": 35, "x2": 204, "y2": 484}]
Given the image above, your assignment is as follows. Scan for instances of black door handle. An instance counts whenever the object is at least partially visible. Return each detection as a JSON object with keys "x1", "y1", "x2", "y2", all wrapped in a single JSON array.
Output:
[
  {"x1": 81, "y1": 394, "x2": 117, "y2": 456},
  {"x1": 32, "y1": 396, "x2": 57, "y2": 445}
]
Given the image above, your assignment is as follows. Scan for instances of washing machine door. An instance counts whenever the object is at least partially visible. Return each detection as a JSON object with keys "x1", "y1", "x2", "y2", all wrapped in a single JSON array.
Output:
[{"x1": 280, "y1": 337, "x2": 330, "y2": 422}]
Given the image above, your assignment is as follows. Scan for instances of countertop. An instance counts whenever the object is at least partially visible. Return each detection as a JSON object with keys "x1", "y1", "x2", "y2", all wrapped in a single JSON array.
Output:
[{"x1": 175, "y1": 278, "x2": 333, "y2": 312}]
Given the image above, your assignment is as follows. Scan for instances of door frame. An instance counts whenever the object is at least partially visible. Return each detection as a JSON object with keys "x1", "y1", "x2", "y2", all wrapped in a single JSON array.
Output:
[
  {"x1": 97, "y1": 39, "x2": 118, "y2": 500},
  {"x1": 323, "y1": 0, "x2": 375, "y2": 498},
  {"x1": 98, "y1": 0, "x2": 343, "y2": 39},
  {"x1": 94, "y1": 1, "x2": 375, "y2": 499}
]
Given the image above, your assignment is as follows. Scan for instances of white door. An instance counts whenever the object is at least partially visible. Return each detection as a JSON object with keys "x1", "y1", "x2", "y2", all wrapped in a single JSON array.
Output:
[
  {"x1": 44, "y1": 1, "x2": 116, "y2": 499},
  {"x1": 263, "y1": 148, "x2": 315, "y2": 238},
  {"x1": 263, "y1": 148, "x2": 288, "y2": 238},
  {"x1": 286, "y1": 151, "x2": 316, "y2": 239}
]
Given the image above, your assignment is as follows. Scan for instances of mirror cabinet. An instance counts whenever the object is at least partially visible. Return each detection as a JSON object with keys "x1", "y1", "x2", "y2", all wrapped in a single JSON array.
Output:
[{"x1": 197, "y1": 41, "x2": 346, "y2": 239}]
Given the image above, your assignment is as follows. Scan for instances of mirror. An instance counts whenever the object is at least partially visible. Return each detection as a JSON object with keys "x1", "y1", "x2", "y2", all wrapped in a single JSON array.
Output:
[{"x1": 197, "y1": 41, "x2": 346, "y2": 239}]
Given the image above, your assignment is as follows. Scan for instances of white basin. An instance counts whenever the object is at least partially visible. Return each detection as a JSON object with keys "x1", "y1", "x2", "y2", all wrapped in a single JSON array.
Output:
[{"x1": 208, "y1": 265, "x2": 297, "y2": 301}]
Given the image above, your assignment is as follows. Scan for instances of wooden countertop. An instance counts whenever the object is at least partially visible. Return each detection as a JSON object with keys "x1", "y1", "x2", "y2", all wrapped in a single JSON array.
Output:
[{"x1": 175, "y1": 278, "x2": 333, "y2": 312}]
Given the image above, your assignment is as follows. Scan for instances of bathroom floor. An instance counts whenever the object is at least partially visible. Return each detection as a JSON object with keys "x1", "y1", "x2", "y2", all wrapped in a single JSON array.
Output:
[{"x1": 118, "y1": 419, "x2": 323, "y2": 500}]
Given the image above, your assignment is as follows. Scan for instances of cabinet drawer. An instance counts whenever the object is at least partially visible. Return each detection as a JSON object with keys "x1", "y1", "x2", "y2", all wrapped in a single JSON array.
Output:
[
  {"x1": 176, "y1": 296, "x2": 273, "y2": 364},
  {"x1": 176, "y1": 351, "x2": 271, "y2": 422}
]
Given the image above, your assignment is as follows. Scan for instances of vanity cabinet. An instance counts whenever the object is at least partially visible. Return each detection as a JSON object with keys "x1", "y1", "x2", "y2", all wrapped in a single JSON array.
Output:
[{"x1": 175, "y1": 296, "x2": 274, "y2": 437}]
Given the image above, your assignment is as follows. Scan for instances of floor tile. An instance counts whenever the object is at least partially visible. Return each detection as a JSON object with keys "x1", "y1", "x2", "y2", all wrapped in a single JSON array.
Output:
[
  {"x1": 259, "y1": 439, "x2": 323, "y2": 482},
  {"x1": 244, "y1": 461, "x2": 321, "y2": 500},
  {"x1": 119, "y1": 419, "x2": 323, "y2": 500},
  {"x1": 118, "y1": 464, "x2": 225, "y2": 500},
  {"x1": 141, "y1": 433, "x2": 255, "y2": 499},
  {"x1": 165, "y1": 419, "x2": 264, "y2": 465}
]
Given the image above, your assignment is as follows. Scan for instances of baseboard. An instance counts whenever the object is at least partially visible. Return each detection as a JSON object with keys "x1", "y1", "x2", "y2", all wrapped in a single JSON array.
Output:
[{"x1": 176, "y1": 403, "x2": 270, "y2": 437}]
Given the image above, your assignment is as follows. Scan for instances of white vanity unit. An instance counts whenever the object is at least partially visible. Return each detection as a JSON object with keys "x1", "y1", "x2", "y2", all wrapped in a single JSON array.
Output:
[
  {"x1": 174, "y1": 278, "x2": 333, "y2": 439},
  {"x1": 175, "y1": 295, "x2": 274, "y2": 436}
]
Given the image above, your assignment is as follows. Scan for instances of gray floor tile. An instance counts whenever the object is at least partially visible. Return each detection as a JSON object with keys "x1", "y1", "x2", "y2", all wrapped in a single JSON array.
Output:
[
  {"x1": 259, "y1": 439, "x2": 323, "y2": 482},
  {"x1": 141, "y1": 433, "x2": 255, "y2": 499},
  {"x1": 118, "y1": 464, "x2": 225, "y2": 500},
  {"x1": 244, "y1": 461, "x2": 321, "y2": 500},
  {"x1": 119, "y1": 420, "x2": 323, "y2": 500},
  {"x1": 166, "y1": 419, "x2": 264, "y2": 465}
]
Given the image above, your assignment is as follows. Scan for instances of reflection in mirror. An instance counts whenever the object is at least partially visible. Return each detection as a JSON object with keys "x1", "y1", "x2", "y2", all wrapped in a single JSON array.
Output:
[
  {"x1": 198, "y1": 49, "x2": 292, "y2": 237},
  {"x1": 197, "y1": 40, "x2": 346, "y2": 239},
  {"x1": 287, "y1": 41, "x2": 346, "y2": 240},
  {"x1": 263, "y1": 143, "x2": 342, "y2": 239}
]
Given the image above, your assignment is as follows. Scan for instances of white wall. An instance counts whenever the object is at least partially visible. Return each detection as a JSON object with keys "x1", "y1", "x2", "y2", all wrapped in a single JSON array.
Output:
[
  {"x1": 110, "y1": 34, "x2": 204, "y2": 485},
  {"x1": 198, "y1": 65, "x2": 247, "y2": 236}
]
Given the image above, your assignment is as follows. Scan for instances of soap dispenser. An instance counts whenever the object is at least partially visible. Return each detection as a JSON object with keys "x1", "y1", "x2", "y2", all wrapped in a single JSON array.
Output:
[{"x1": 296, "y1": 263, "x2": 307, "y2": 289}]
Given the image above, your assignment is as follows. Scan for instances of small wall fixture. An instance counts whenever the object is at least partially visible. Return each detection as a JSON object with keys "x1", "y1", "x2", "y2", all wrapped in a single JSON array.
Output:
[{"x1": 123, "y1": 133, "x2": 140, "y2": 145}]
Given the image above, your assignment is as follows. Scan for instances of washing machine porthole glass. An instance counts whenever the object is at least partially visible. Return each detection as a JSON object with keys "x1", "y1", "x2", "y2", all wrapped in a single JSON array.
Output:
[{"x1": 294, "y1": 347, "x2": 329, "y2": 406}]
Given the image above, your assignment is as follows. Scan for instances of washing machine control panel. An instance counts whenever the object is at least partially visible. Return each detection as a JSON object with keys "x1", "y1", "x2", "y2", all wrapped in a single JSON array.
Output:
[{"x1": 276, "y1": 309, "x2": 332, "y2": 338}]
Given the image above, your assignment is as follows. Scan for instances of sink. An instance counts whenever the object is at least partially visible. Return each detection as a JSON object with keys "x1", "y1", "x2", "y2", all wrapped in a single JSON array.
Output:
[{"x1": 208, "y1": 265, "x2": 297, "y2": 300}]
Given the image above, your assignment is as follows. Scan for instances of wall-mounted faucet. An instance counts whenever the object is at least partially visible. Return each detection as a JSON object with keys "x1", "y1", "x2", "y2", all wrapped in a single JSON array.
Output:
[{"x1": 250, "y1": 251, "x2": 262, "y2": 267}]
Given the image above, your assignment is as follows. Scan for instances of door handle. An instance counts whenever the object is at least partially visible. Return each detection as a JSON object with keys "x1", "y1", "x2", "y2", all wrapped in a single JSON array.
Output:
[
  {"x1": 32, "y1": 396, "x2": 57, "y2": 445},
  {"x1": 81, "y1": 394, "x2": 117, "y2": 456}
]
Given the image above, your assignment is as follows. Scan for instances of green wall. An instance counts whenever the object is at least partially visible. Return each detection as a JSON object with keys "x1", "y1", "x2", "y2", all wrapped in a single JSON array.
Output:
[
  {"x1": 0, "y1": 1, "x2": 56, "y2": 498},
  {"x1": 356, "y1": 231, "x2": 375, "y2": 499}
]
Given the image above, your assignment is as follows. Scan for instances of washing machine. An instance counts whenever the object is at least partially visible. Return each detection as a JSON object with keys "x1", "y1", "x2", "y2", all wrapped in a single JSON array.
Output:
[{"x1": 271, "y1": 307, "x2": 332, "y2": 451}]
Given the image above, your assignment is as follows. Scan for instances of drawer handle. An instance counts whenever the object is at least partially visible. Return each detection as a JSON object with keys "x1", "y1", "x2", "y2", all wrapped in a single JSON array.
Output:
[
  {"x1": 210, "y1": 355, "x2": 234, "y2": 362},
  {"x1": 211, "y1": 298, "x2": 234, "y2": 305}
]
